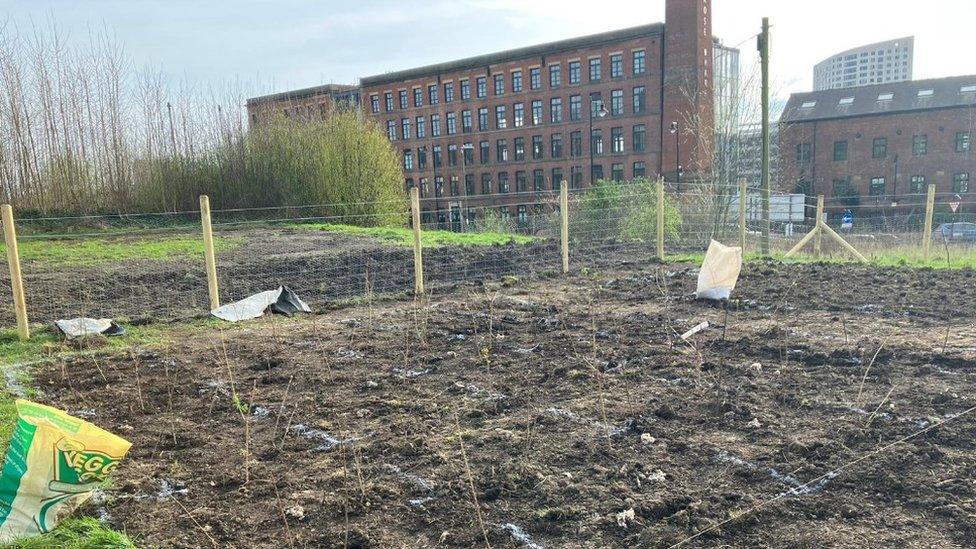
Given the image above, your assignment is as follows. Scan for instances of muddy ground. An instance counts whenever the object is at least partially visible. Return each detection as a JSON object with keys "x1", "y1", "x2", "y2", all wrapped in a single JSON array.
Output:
[
  {"x1": 6, "y1": 223, "x2": 974, "y2": 329},
  {"x1": 31, "y1": 261, "x2": 976, "y2": 548},
  {"x1": 4, "y1": 227, "x2": 562, "y2": 325}
]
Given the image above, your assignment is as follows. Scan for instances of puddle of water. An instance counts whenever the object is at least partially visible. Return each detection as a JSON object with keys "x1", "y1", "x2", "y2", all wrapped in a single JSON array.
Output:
[
  {"x1": 717, "y1": 451, "x2": 835, "y2": 497},
  {"x1": 135, "y1": 479, "x2": 189, "y2": 502},
  {"x1": 546, "y1": 408, "x2": 628, "y2": 436},
  {"x1": 393, "y1": 368, "x2": 431, "y2": 379},
  {"x1": 383, "y1": 463, "x2": 433, "y2": 493},
  {"x1": 3, "y1": 364, "x2": 33, "y2": 398},
  {"x1": 408, "y1": 496, "x2": 435, "y2": 508},
  {"x1": 384, "y1": 463, "x2": 436, "y2": 507},
  {"x1": 290, "y1": 424, "x2": 360, "y2": 451},
  {"x1": 502, "y1": 523, "x2": 544, "y2": 549},
  {"x1": 465, "y1": 383, "x2": 507, "y2": 401}
]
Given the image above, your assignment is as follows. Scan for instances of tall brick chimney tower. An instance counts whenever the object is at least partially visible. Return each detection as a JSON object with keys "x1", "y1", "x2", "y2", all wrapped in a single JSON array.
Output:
[{"x1": 662, "y1": 0, "x2": 714, "y2": 180}]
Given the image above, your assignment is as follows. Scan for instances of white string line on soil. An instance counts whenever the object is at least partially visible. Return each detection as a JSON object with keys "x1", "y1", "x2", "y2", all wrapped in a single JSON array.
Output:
[{"x1": 666, "y1": 403, "x2": 976, "y2": 549}]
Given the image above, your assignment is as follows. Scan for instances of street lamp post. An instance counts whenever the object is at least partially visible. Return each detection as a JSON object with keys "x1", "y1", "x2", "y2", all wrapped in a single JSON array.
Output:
[
  {"x1": 589, "y1": 98, "x2": 609, "y2": 185},
  {"x1": 669, "y1": 121, "x2": 682, "y2": 190},
  {"x1": 430, "y1": 139, "x2": 444, "y2": 230},
  {"x1": 460, "y1": 142, "x2": 474, "y2": 230},
  {"x1": 892, "y1": 153, "x2": 899, "y2": 206},
  {"x1": 430, "y1": 140, "x2": 451, "y2": 229}
]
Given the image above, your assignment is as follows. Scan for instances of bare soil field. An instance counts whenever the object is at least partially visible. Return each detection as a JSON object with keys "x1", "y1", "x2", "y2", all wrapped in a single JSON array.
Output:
[
  {"x1": 7, "y1": 227, "x2": 561, "y2": 325},
  {"x1": 30, "y1": 261, "x2": 976, "y2": 548}
]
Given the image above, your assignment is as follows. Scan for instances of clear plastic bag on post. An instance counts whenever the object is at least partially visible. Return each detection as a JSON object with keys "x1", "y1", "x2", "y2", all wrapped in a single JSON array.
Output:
[{"x1": 696, "y1": 240, "x2": 742, "y2": 301}]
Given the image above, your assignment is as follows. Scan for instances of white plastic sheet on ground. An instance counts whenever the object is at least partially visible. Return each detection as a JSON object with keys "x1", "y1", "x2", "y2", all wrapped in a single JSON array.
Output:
[
  {"x1": 211, "y1": 286, "x2": 311, "y2": 322},
  {"x1": 696, "y1": 240, "x2": 742, "y2": 301},
  {"x1": 53, "y1": 318, "x2": 124, "y2": 340}
]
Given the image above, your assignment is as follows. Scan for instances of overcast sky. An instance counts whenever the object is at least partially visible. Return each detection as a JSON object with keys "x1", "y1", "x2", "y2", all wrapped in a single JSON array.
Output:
[{"x1": 2, "y1": 0, "x2": 975, "y2": 104}]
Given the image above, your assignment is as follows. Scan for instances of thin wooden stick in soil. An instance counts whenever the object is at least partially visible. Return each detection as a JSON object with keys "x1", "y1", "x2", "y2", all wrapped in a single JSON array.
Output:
[
  {"x1": 272, "y1": 375, "x2": 294, "y2": 451},
  {"x1": 272, "y1": 479, "x2": 297, "y2": 549},
  {"x1": 453, "y1": 407, "x2": 491, "y2": 549},
  {"x1": 164, "y1": 360, "x2": 178, "y2": 447},
  {"x1": 169, "y1": 496, "x2": 219, "y2": 548},
  {"x1": 942, "y1": 236, "x2": 952, "y2": 354},
  {"x1": 243, "y1": 380, "x2": 256, "y2": 486},
  {"x1": 133, "y1": 354, "x2": 146, "y2": 412},
  {"x1": 855, "y1": 332, "x2": 895, "y2": 408},
  {"x1": 865, "y1": 384, "x2": 897, "y2": 428}
]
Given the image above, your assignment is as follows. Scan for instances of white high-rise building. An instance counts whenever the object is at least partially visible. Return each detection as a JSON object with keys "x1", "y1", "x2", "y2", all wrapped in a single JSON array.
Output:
[
  {"x1": 813, "y1": 37, "x2": 913, "y2": 91},
  {"x1": 713, "y1": 38, "x2": 740, "y2": 129},
  {"x1": 712, "y1": 38, "x2": 741, "y2": 187}
]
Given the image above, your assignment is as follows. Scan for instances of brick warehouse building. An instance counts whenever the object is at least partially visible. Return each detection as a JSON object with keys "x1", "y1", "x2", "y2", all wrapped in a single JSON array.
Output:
[
  {"x1": 247, "y1": 0, "x2": 714, "y2": 227},
  {"x1": 779, "y1": 75, "x2": 976, "y2": 213},
  {"x1": 247, "y1": 84, "x2": 361, "y2": 122}
]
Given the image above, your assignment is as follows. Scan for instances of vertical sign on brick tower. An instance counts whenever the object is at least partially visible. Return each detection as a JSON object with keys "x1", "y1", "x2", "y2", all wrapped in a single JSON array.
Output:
[{"x1": 662, "y1": 0, "x2": 714, "y2": 180}]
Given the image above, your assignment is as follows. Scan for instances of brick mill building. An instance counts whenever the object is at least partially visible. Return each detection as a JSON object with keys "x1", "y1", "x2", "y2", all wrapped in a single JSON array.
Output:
[
  {"x1": 779, "y1": 75, "x2": 976, "y2": 212},
  {"x1": 247, "y1": 0, "x2": 715, "y2": 227},
  {"x1": 247, "y1": 84, "x2": 361, "y2": 123}
]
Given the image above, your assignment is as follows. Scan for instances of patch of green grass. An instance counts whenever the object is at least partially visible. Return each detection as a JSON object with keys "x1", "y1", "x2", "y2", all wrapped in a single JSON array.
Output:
[
  {"x1": 0, "y1": 393, "x2": 14, "y2": 459},
  {"x1": 1, "y1": 235, "x2": 243, "y2": 267},
  {"x1": 0, "y1": 323, "x2": 163, "y2": 549},
  {"x1": 860, "y1": 248, "x2": 976, "y2": 270},
  {"x1": 2, "y1": 517, "x2": 135, "y2": 549},
  {"x1": 657, "y1": 252, "x2": 706, "y2": 264},
  {"x1": 664, "y1": 248, "x2": 976, "y2": 270},
  {"x1": 300, "y1": 222, "x2": 534, "y2": 247},
  {"x1": 664, "y1": 251, "x2": 787, "y2": 264},
  {"x1": 0, "y1": 324, "x2": 172, "y2": 367}
]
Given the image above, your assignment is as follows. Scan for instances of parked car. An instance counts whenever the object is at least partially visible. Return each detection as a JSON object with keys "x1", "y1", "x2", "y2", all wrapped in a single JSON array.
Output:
[{"x1": 933, "y1": 222, "x2": 976, "y2": 242}]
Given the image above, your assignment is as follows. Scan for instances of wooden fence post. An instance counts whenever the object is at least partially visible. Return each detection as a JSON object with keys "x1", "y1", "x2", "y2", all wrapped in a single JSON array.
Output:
[
  {"x1": 1, "y1": 205, "x2": 29, "y2": 340},
  {"x1": 199, "y1": 195, "x2": 220, "y2": 311},
  {"x1": 410, "y1": 187, "x2": 425, "y2": 295},
  {"x1": 814, "y1": 194, "x2": 824, "y2": 259},
  {"x1": 785, "y1": 226, "x2": 820, "y2": 258},
  {"x1": 923, "y1": 183, "x2": 936, "y2": 261},
  {"x1": 738, "y1": 178, "x2": 747, "y2": 251},
  {"x1": 656, "y1": 177, "x2": 665, "y2": 261},
  {"x1": 560, "y1": 181, "x2": 569, "y2": 273},
  {"x1": 819, "y1": 221, "x2": 868, "y2": 264},
  {"x1": 786, "y1": 208, "x2": 867, "y2": 264}
]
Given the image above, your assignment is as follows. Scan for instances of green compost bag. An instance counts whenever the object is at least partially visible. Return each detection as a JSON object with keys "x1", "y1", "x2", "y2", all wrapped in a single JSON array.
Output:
[{"x1": 0, "y1": 400, "x2": 132, "y2": 542}]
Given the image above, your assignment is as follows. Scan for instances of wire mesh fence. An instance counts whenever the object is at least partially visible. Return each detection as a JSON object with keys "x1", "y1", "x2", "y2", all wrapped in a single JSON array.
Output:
[
  {"x1": 2, "y1": 212, "x2": 208, "y2": 327},
  {"x1": 418, "y1": 189, "x2": 562, "y2": 292},
  {"x1": 0, "y1": 180, "x2": 972, "y2": 336},
  {"x1": 815, "y1": 192, "x2": 976, "y2": 260},
  {"x1": 208, "y1": 201, "x2": 413, "y2": 308},
  {"x1": 567, "y1": 180, "x2": 663, "y2": 268}
]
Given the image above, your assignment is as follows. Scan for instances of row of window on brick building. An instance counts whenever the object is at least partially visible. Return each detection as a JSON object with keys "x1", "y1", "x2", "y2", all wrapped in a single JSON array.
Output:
[
  {"x1": 404, "y1": 159, "x2": 649, "y2": 200},
  {"x1": 422, "y1": 203, "x2": 544, "y2": 229},
  {"x1": 383, "y1": 86, "x2": 647, "y2": 141},
  {"x1": 794, "y1": 130, "x2": 972, "y2": 196},
  {"x1": 370, "y1": 49, "x2": 647, "y2": 114},
  {"x1": 400, "y1": 124, "x2": 647, "y2": 171}
]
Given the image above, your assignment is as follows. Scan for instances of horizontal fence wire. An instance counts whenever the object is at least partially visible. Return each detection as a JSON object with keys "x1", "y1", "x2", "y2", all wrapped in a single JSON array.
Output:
[
  {"x1": 0, "y1": 184, "x2": 972, "y2": 333},
  {"x1": 4, "y1": 215, "x2": 208, "y2": 326},
  {"x1": 212, "y1": 209, "x2": 413, "y2": 309}
]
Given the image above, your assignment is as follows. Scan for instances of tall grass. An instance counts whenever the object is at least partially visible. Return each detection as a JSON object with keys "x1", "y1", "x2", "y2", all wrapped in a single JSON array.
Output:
[
  {"x1": 0, "y1": 22, "x2": 404, "y2": 224},
  {"x1": 2, "y1": 517, "x2": 135, "y2": 549}
]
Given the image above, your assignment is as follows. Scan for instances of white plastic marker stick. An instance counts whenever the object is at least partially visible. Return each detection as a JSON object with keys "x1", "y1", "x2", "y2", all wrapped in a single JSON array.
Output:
[{"x1": 681, "y1": 321, "x2": 709, "y2": 340}]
